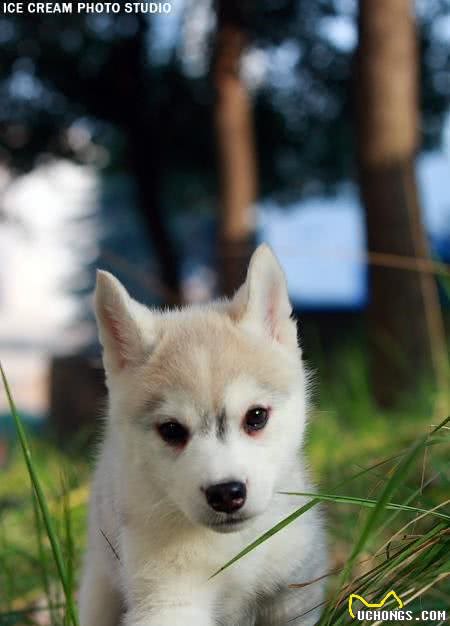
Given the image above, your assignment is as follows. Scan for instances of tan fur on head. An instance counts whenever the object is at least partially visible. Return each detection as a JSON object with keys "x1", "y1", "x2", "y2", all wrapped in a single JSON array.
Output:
[{"x1": 95, "y1": 244, "x2": 299, "y2": 378}]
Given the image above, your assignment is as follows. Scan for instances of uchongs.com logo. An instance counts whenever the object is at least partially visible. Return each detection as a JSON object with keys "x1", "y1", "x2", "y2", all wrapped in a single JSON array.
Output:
[{"x1": 348, "y1": 591, "x2": 447, "y2": 622}]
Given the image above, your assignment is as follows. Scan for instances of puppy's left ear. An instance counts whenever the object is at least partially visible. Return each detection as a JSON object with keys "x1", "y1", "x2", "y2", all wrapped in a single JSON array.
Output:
[
  {"x1": 233, "y1": 244, "x2": 298, "y2": 349},
  {"x1": 95, "y1": 271, "x2": 155, "y2": 377}
]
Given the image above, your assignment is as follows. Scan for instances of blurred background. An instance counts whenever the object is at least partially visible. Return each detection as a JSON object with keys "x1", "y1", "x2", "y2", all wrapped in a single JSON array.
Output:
[{"x1": 0, "y1": 1, "x2": 450, "y2": 618}]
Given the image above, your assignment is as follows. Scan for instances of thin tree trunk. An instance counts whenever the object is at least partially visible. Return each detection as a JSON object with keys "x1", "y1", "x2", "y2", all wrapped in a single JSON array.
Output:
[
  {"x1": 356, "y1": 0, "x2": 447, "y2": 406},
  {"x1": 106, "y1": 24, "x2": 182, "y2": 306},
  {"x1": 127, "y1": 111, "x2": 182, "y2": 306},
  {"x1": 213, "y1": 1, "x2": 258, "y2": 296}
]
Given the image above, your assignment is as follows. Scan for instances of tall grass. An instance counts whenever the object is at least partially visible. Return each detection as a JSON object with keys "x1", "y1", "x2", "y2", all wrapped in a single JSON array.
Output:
[{"x1": 0, "y1": 361, "x2": 79, "y2": 626}]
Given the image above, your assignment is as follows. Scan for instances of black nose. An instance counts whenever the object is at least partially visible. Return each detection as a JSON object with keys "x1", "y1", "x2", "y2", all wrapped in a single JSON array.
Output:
[{"x1": 205, "y1": 481, "x2": 247, "y2": 514}]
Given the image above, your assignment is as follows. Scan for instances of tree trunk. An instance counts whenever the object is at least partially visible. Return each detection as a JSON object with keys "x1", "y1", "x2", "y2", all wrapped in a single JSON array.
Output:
[
  {"x1": 102, "y1": 23, "x2": 183, "y2": 306},
  {"x1": 213, "y1": 1, "x2": 258, "y2": 296},
  {"x1": 49, "y1": 355, "x2": 106, "y2": 446},
  {"x1": 356, "y1": 0, "x2": 447, "y2": 406},
  {"x1": 127, "y1": 110, "x2": 183, "y2": 306}
]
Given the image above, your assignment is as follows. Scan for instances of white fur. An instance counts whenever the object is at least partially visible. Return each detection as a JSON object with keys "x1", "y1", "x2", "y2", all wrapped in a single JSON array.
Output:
[{"x1": 79, "y1": 244, "x2": 327, "y2": 626}]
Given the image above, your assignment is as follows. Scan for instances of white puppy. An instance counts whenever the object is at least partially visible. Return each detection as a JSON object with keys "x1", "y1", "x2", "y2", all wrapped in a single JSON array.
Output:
[{"x1": 79, "y1": 244, "x2": 327, "y2": 626}]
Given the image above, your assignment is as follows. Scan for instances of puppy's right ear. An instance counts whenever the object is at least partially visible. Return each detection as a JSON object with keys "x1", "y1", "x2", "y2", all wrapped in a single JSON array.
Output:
[
  {"x1": 229, "y1": 244, "x2": 298, "y2": 351},
  {"x1": 95, "y1": 271, "x2": 154, "y2": 376}
]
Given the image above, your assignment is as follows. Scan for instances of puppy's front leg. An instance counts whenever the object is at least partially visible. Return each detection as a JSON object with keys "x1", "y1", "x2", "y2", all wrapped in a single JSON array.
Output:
[
  {"x1": 256, "y1": 584, "x2": 324, "y2": 626},
  {"x1": 124, "y1": 604, "x2": 214, "y2": 626},
  {"x1": 79, "y1": 558, "x2": 122, "y2": 626},
  {"x1": 121, "y1": 528, "x2": 215, "y2": 626}
]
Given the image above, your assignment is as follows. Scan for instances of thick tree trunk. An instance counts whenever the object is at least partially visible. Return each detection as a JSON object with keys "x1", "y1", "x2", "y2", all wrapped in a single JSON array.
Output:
[
  {"x1": 356, "y1": 0, "x2": 446, "y2": 406},
  {"x1": 49, "y1": 355, "x2": 106, "y2": 445},
  {"x1": 213, "y1": 1, "x2": 258, "y2": 296}
]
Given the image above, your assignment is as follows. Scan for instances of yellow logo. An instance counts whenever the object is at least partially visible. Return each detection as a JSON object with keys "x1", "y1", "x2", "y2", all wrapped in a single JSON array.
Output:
[{"x1": 348, "y1": 591, "x2": 403, "y2": 619}]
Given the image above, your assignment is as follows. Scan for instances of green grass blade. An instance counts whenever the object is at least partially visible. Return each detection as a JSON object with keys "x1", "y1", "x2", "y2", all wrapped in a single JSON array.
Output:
[
  {"x1": 0, "y1": 361, "x2": 79, "y2": 626},
  {"x1": 61, "y1": 473, "x2": 75, "y2": 626},
  {"x1": 31, "y1": 490, "x2": 56, "y2": 625},
  {"x1": 278, "y1": 492, "x2": 450, "y2": 520},
  {"x1": 374, "y1": 474, "x2": 441, "y2": 540},
  {"x1": 209, "y1": 498, "x2": 320, "y2": 579}
]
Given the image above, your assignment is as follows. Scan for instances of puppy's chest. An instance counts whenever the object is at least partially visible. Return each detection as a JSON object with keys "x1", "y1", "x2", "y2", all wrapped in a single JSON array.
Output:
[{"x1": 120, "y1": 523, "x2": 285, "y2": 595}]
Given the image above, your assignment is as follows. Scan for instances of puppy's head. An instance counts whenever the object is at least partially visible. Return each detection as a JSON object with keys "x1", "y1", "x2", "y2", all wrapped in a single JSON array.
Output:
[{"x1": 95, "y1": 245, "x2": 308, "y2": 532}]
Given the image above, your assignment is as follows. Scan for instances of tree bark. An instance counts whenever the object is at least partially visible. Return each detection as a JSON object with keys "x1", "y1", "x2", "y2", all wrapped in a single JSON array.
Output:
[
  {"x1": 356, "y1": 0, "x2": 447, "y2": 406},
  {"x1": 213, "y1": 1, "x2": 258, "y2": 297},
  {"x1": 127, "y1": 110, "x2": 183, "y2": 306},
  {"x1": 96, "y1": 23, "x2": 183, "y2": 306}
]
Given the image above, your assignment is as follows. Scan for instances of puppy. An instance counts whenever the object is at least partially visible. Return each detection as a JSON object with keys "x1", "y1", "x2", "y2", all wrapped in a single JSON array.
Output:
[{"x1": 79, "y1": 244, "x2": 327, "y2": 626}]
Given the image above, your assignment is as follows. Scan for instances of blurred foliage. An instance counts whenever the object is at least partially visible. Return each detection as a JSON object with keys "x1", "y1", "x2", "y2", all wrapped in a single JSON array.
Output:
[{"x1": 0, "y1": 0, "x2": 449, "y2": 211}]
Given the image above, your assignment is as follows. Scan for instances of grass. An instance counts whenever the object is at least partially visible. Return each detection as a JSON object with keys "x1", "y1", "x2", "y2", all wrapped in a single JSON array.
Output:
[
  {"x1": 0, "y1": 362, "x2": 82, "y2": 626},
  {"x1": 0, "y1": 350, "x2": 449, "y2": 626}
]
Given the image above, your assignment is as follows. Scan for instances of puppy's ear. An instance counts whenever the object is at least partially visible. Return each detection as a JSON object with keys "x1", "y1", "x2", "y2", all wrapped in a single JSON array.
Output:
[
  {"x1": 233, "y1": 244, "x2": 298, "y2": 349},
  {"x1": 95, "y1": 271, "x2": 154, "y2": 376}
]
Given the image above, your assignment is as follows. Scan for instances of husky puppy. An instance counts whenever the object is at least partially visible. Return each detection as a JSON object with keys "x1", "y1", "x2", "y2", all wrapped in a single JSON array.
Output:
[{"x1": 79, "y1": 244, "x2": 327, "y2": 626}]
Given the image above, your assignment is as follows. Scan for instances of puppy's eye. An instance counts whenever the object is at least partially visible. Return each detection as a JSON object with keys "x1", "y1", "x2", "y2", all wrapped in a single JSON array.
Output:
[
  {"x1": 244, "y1": 407, "x2": 269, "y2": 433},
  {"x1": 157, "y1": 421, "x2": 189, "y2": 447}
]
